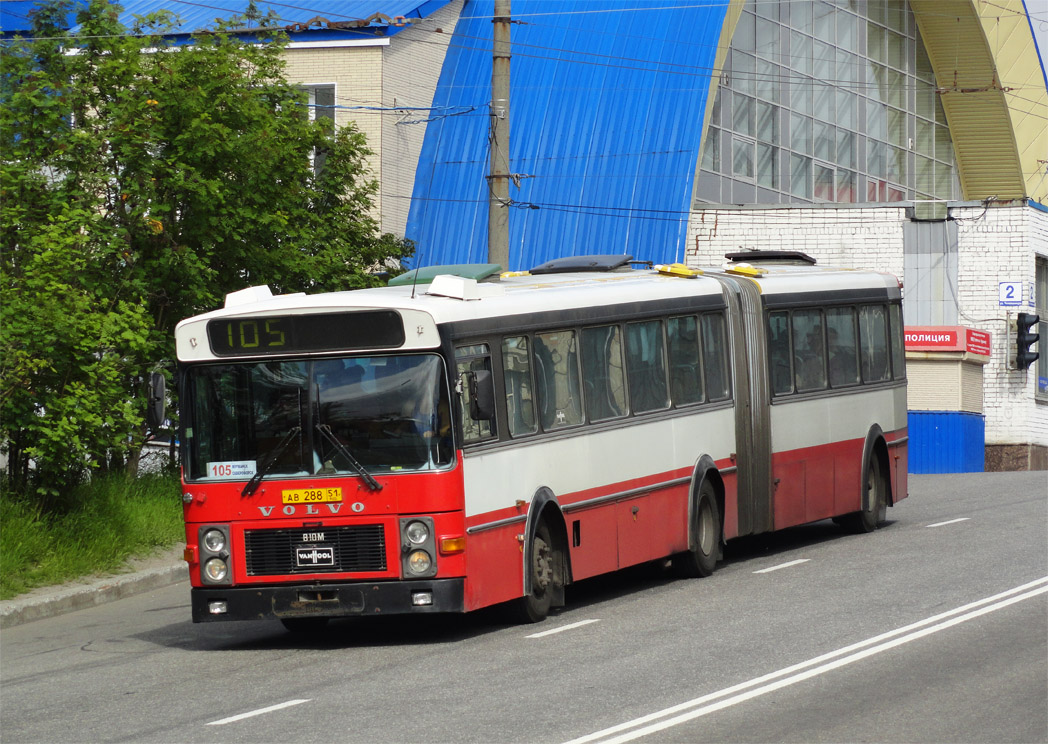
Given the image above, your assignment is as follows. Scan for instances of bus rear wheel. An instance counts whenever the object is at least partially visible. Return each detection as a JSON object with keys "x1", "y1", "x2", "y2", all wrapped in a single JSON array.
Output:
[
  {"x1": 673, "y1": 481, "x2": 721, "y2": 578},
  {"x1": 837, "y1": 456, "x2": 887, "y2": 534},
  {"x1": 509, "y1": 521, "x2": 558, "y2": 623}
]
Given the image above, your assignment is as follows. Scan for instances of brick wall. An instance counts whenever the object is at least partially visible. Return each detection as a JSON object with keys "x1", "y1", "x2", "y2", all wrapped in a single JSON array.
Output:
[{"x1": 686, "y1": 205, "x2": 906, "y2": 278}]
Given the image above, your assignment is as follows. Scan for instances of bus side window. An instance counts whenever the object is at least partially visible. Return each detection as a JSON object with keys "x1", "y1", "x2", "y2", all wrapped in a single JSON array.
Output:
[
  {"x1": 792, "y1": 309, "x2": 827, "y2": 392},
  {"x1": 859, "y1": 305, "x2": 890, "y2": 383},
  {"x1": 455, "y1": 345, "x2": 497, "y2": 443},
  {"x1": 767, "y1": 311, "x2": 792, "y2": 395},
  {"x1": 581, "y1": 325, "x2": 627, "y2": 421},
  {"x1": 889, "y1": 304, "x2": 906, "y2": 381},
  {"x1": 534, "y1": 331, "x2": 584, "y2": 430},
  {"x1": 702, "y1": 312, "x2": 731, "y2": 401},
  {"x1": 502, "y1": 336, "x2": 537, "y2": 436},
  {"x1": 666, "y1": 315, "x2": 704, "y2": 405},
  {"x1": 625, "y1": 320, "x2": 669, "y2": 413},
  {"x1": 826, "y1": 307, "x2": 860, "y2": 387}
]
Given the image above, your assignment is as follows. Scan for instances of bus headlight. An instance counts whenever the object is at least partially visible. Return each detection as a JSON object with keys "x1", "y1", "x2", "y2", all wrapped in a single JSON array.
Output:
[
  {"x1": 407, "y1": 550, "x2": 432, "y2": 575},
  {"x1": 204, "y1": 557, "x2": 228, "y2": 582},
  {"x1": 198, "y1": 524, "x2": 232, "y2": 585},
  {"x1": 405, "y1": 520, "x2": 430, "y2": 545},
  {"x1": 202, "y1": 529, "x2": 226, "y2": 553}
]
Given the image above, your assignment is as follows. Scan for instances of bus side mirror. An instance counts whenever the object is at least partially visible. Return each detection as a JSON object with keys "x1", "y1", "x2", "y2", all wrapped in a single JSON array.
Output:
[
  {"x1": 468, "y1": 370, "x2": 495, "y2": 421},
  {"x1": 146, "y1": 371, "x2": 166, "y2": 430}
]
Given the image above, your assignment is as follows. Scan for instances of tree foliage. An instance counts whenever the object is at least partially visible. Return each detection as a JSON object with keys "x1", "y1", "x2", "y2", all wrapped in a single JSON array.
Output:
[{"x1": 1, "y1": 0, "x2": 413, "y2": 503}]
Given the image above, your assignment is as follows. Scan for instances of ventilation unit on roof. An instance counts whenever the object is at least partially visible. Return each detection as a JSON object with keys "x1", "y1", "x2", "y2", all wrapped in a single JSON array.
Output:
[
  {"x1": 529, "y1": 254, "x2": 635, "y2": 275},
  {"x1": 724, "y1": 250, "x2": 817, "y2": 265}
]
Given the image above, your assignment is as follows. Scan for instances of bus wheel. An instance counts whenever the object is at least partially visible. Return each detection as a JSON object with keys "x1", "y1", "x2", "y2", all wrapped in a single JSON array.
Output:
[
  {"x1": 280, "y1": 617, "x2": 330, "y2": 634},
  {"x1": 838, "y1": 457, "x2": 886, "y2": 534},
  {"x1": 673, "y1": 481, "x2": 721, "y2": 578},
  {"x1": 510, "y1": 521, "x2": 557, "y2": 623}
]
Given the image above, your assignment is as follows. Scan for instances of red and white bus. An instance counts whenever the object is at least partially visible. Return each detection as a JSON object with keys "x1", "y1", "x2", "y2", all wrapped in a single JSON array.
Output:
[{"x1": 173, "y1": 251, "x2": 907, "y2": 629}]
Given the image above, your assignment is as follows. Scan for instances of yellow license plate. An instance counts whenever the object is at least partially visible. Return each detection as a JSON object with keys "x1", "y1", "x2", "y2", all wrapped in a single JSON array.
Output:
[{"x1": 281, "y1": 487, "x2": 343, "y2": 505}]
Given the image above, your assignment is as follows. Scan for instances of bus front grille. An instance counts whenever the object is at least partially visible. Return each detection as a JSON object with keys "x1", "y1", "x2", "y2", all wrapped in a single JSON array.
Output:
[{"x1": 243, "y1": 525, "x2": 387, "y2": 576}]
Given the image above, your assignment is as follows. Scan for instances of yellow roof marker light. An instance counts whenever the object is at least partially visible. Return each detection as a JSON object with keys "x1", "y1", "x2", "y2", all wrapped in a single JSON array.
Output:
[
  {"x1": 724, "y1": 262, "x2": 768, "y2": 277},
  {"x1": 500, "y1": 270, "x2": 531, "y2": 278},
  {"x1": 654, "y1": 263, "x2": 702, "y2": 278}
]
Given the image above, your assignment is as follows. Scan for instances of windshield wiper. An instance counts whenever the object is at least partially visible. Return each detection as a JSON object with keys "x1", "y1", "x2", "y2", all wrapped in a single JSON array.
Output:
[
  {"x1": 242, "y1": 426, "x2": 301, "y2": 497},
  {"x1": 315, "y1": 423, "x2": 383, "y2": 492}
]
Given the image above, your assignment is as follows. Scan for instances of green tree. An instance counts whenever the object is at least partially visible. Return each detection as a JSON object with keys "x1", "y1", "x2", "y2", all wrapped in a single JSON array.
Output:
[{"x1": 1, "y1": 0, "x2": 412, "y2": 503}]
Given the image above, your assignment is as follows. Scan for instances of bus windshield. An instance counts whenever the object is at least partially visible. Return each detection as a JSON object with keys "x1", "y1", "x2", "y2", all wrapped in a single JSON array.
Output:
[{"x1": 184, "y1": 354, "x2": 453, "y2": 481}]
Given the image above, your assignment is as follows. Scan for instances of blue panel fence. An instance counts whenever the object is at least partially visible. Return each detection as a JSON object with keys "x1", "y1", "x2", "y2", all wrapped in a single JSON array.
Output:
[{"x1": 907, "y1": 411, "x2": 985, "y2": 474}]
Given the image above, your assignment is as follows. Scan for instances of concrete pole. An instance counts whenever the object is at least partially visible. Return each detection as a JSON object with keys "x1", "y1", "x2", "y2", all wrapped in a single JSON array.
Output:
[{"x1": 488, "y1": 0, "x2": 510, "y2": 269}]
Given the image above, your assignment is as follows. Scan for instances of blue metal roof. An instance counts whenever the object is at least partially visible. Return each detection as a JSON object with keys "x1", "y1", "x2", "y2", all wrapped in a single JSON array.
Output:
[
  {"x1": 72, "y1": 1, "x2": 449, "y2": 38},
  {"x1": 405, "y1": 0, "x2": 727, "y2": 270},
  {"x1": 1, "y1": 1, "x2": 84, "y2": 36}
]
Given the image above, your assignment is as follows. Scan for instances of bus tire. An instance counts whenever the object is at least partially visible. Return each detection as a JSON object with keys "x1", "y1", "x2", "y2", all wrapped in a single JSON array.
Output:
[
  {"x1": 673, "y1": 480, "x2": 721, "y2": 578},
  {"x1": 838, "y1": 455, "x2": 887, "y2": 534},
  {"x1": 280, "y1": 616, "x2": 330, "y2": 634},
  {"x1": 510, "y1": 520, "x2": 557, "y2": 623}
]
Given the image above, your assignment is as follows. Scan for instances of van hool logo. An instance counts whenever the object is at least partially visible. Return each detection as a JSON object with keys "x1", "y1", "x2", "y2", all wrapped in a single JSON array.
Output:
[
  {"x1": 257, "y1": 502, "x2": 365, "y2": 517},
  {"x1": 296, "y1": 546, "x2": 334, "y2": 566}
]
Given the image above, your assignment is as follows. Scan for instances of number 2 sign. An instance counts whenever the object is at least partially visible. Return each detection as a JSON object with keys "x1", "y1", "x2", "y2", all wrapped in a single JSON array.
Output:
[{"x1": 999, "y1": 281, "x2": 1022, "y2": 307}]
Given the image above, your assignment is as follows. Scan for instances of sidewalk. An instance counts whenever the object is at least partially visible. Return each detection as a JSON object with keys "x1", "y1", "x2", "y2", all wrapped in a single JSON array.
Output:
[{"x1": 0, "y1": 544, "x2": 188, "y2": 629}]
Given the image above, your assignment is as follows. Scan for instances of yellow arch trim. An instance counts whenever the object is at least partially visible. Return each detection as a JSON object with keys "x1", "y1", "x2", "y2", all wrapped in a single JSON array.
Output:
[{"x1": 910, "y1": 0, "x2": 1048, "y2": 202}]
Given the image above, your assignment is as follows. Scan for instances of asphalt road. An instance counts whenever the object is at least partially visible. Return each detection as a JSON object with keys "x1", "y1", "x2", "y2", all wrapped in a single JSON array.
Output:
[{"x1": 1, "y1": 471, "x2": 1045, "y2": 744}]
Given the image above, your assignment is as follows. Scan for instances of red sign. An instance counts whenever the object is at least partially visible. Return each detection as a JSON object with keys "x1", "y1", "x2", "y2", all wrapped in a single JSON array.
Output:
[{"x1": 904, "y1": 326, "x2": 991, "y2": 357}]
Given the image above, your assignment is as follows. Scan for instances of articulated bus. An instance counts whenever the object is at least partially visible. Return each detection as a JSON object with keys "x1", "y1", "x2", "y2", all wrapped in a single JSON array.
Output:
[{"x1": 173, "y1": 252, "x2": 907, "y2": 629}]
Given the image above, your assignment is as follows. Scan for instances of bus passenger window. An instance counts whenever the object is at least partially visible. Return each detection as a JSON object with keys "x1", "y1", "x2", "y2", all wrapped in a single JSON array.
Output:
[
  {"x1": 666, "y1": 316, "x2": 704, "y2": 405},
  {"x1": 889, "y1": 304, "x2": 906, "y2": 380},
  {"x1": 859, "y1": 305, "x2": 890, "y2": 382},
  {"x1": 626, "y1": 321, "x2": 669, "y2": 413},
  {"x1": 455, "y1": 345, "x2": 497, "y2": 443},
  {"x1": 792, "y1": 309, "x2": 827, "y2": 392},
  {"x1": 502, "y1": 336, "x2": 537, "y2": 436},
  {"x1": 767, "y1": 311, "x2": 792, "y2": 395},
  {"x1": 702, "y1": 313, "x2": 731, "y2": 401},
  {"x1": 581, "y1": 325, "x2": 627, "y2": 421},
  {"x1": 534, "y1": 331, "x2": 584, "y2": 429},
  {"x1": 826, "y1": 307, "x2": 860, "y2": 387}
]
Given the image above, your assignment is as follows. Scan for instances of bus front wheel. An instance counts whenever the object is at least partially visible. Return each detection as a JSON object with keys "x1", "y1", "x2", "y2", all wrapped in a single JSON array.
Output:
[
  {"x1": 673, "y1": 481, "x2": 721, "y2": 578},
  {"x1": 510, "y1": 521, "x2": 558, "y2": 623}
]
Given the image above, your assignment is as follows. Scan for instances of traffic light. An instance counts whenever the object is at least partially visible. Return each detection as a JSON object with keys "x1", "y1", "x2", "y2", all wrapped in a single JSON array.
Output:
[{"x1": 1016, "y1": 312, "x2": 1040, "y2": 370}]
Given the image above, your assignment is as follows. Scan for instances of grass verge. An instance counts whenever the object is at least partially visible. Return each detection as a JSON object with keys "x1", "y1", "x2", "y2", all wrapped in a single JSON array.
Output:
[{"x1": 0, "y1": 474, "x2": 184, "y2": 600}]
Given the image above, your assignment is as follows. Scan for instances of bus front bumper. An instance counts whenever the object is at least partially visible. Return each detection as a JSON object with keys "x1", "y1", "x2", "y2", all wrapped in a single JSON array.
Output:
[{"x1": 191, "y1": 578, "x2": 465, "y2": 623}]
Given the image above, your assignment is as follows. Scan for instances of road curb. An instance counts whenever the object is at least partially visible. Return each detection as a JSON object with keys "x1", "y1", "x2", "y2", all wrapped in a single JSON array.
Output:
[{"x1": 0, "y1": 562, "x2": 188, "y2": 629}]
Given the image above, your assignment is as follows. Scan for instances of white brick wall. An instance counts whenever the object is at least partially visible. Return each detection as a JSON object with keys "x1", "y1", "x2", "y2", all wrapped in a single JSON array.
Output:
[
  {"x1": 686, "y1": 206, "x2": 906, "y2": 278},
  {"x1": 686, "y1": 202, "x2": 1048, "y2": 450}
]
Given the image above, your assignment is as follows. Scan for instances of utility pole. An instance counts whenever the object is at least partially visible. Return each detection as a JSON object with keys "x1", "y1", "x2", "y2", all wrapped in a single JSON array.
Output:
[{"x1": 488, "y1": 0, "x2": 510, "y2": 268}]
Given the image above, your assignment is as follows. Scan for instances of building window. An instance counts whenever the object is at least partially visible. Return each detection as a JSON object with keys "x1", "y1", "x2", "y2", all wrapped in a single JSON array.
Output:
[
  {"x1": 694, "y1": 0, "x2": 958, "y2": 208},
  {"x1": 303, "y1": 84, "x2": 335, "y2": 174}
]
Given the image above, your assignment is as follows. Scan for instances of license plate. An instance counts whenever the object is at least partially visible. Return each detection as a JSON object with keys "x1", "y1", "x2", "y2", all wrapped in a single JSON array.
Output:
[
  {"x1": 282, "y1": 487, "x2": 342, "y2": 505},
  {"x1": 296, "y1": 546, "x2": 335, "y2": 567}
]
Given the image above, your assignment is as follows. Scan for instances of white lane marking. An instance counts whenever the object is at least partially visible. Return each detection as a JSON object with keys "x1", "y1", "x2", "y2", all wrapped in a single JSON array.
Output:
[
  {"x1": 563, "y1": 576, "x2": 1048, "y2": 744},
  {"x1": 753, "y1": 558, "x2": 810, "y2": 574},
  {"x1": 207, "y1": 699, "x2": 311, "y2": 726},
  {"x1": 927, "y1": 517, "x2": 971, "y2": 528},
  {"x1": 527, "y1": 619, "x2": 601, "y2": 638}
]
